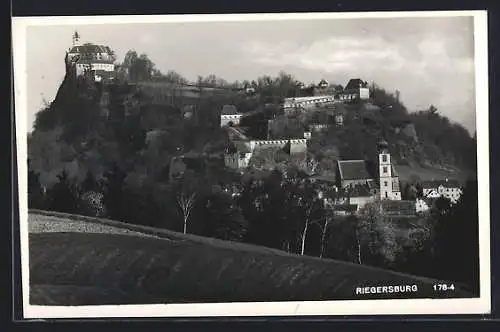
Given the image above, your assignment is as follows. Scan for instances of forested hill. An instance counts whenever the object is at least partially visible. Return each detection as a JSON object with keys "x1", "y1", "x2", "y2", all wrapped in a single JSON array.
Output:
[
  {"x1": 28, "y1": 50, "x2": 477, "y2": 187},
  {"x1": 307, "y1": 86, "x2": 477, "y2": 182}
]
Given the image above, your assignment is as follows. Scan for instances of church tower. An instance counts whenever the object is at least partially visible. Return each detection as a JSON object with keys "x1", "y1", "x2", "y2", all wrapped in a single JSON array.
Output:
[{"x1": 378, "y1": 140, "x2": 393, "y2": 200}]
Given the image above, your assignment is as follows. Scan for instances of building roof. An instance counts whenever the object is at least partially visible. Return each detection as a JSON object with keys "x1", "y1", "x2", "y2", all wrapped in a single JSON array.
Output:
[
  {"x1": 318, "y1": 79, "x2": 329, "y2": 87},
  {"x1": 69, "y1": 44, "x2": 113, "y2": 54},
  {"x1": 221, "y1": 104, "x2": 239, "y2": 115},
  {"x1": 345, "y1": 78, "x2": 369, "y2": 90},
  {"x1": 381, "y1": 200, "x2": 416, "y2": 215},
  {"x1": 337, "y1": 160, "x2": 377, "y2": 181},
  {"x1": 421, "y1": 179, "x2": 462, "y2": 189},
  {"x1": 346, "y1": 184, "x2": 374, "y2": 197},
  {"x1": 333, "y1": 204, "x2": 358, "y2": 212}
]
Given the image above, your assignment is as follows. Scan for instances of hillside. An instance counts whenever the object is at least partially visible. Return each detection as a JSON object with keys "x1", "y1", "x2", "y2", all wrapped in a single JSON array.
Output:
[
  {"x1": 28, "y1": 51, "x2": 476, "y2": 188},
  {"x1": 29, "y1": 211, "x2": 473, "y2": 305},
  {"x1": 306, "y1": 92, "x2": 476, "y2": 182},
  {"x1": 26, "y1": 51, "x2": 480, "y2": 295}
]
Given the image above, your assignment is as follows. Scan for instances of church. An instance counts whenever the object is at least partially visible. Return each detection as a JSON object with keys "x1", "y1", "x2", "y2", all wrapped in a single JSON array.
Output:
[{"x1": 336, "y1": 140, "x2": 402, "y2": 208}]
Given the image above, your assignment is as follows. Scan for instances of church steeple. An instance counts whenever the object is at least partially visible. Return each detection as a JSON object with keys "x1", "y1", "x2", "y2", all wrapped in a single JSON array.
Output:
[{"x1": 378, "y1": 139, "x2": 393, "y2": 200}]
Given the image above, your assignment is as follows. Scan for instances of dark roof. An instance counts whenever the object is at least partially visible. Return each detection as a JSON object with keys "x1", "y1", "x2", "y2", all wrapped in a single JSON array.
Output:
[
  {"x1": 69, "y1": 44, "x2": 112, "y2": 54},
  {"x1": 334, "y1": 204, "x2": 358, "y2": 212},
  {"x1": 345, "y1": 78, "x2": 369, "y2": 90},
  {"x1": 421, "y1": 179, "x2": 462, "y2": 189},
  {"x1": 221, "y1": 105, "x2": 239, "y2": 115},
  {"x1": 381, "y1": 200, "x2": 416, "y2": 215},
  {"x1": 346, "y1": 184, "x2": 373, "y2": 197},
  {"x1": 337, "y1": 160, "x2": 377, "y2": 181},
  {"x1": 318, "y1": 79, "x2": 329, "y2": 87},
  {"x1": 93, "y1": 70, "x2": 115, "y2": 79}
]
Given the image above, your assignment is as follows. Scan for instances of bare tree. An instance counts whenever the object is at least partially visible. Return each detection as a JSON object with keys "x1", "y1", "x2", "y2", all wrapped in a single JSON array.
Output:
[
  {"x1": 295, "y1": 185, "x2": 324, "y2": 256},
  {"x1": 318, "y1": 215, "x2": 333, "y2": 258},
  {"x1": 173, "y1": 170, "x2": 203, "y2": 234},
  {"x1": 176, "y1": 191, "x2": 197, "y2": 234}
]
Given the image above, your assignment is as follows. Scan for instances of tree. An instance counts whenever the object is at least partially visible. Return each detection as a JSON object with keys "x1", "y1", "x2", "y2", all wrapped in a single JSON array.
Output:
[
  {"x1": 318, "y1": 214, "x2": 334, "y2": 258},
  {"x1": 45, "y1": 169, "x2": 80, "y2": 213},
  {"x1": 172, "y1": 171, "x2": 206, "y2": 234},
  {"x1": 357, "y1": 200, "x2": 402, "y2": 265},
  {"x1": 431, "y1": 180, "x2": 479, "y2": 294},
  {"x1": 203, "y1": 192, "x2": 248, "y2": 241},
  {"x1": 292, "y1": 180, "x2": 325, "y2": 255},
  {"x1": 101, "y1": 163, "x2": 128, "y2": 221},
  {"x1": 161, "y1": 70, "x2": 188, "y2": 84},
  {"x1": 431, "y1": 196, "x2": 453, "y2": 217},
  {"x1": 28, "y1": 159, "x2": 45, "y2": 209},
  {"x1": 81, "y1": 169, "x2": 99, "y2": 193}
]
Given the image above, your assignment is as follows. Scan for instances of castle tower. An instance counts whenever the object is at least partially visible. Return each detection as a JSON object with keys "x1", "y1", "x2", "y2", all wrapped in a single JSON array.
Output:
[
  {"x1": 72, "y1": 31, "x2": 81, "y2": 47},
  {"x1": 378, "y1": 140, "x2": 393, "y2": 200}
]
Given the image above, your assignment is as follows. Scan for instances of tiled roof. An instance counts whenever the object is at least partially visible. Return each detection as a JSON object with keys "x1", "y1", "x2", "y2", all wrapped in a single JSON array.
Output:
[
  {"x1": 69, "y1": 44, "x2": 112, "y2": 54},
  {"x1": 337, "y1": 160, "x2": 377, "y2": 181},
  {"x1": 345, "y1": 78, "x2": 369, "y2": 90},
  {"x1": 347, "y1": 185, "x2": 373, "y2": 197},
  {"x1": 221, "y1": 104, "x2": 239, "y2": 115},
  {"x1": 381, "y1": 200, "x2": 416, "y2": 214},
  {"x1": 334, "y1": 204, "x2": 358, "y2": 212}
]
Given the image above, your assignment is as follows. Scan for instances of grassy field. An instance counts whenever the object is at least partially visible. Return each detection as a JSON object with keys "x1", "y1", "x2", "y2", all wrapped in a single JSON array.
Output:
[{"x1": 28, "y1": 212, "x2": 474, "y2": 306}]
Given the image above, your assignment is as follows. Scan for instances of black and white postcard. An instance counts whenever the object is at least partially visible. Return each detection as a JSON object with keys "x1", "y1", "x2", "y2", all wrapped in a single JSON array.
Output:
[{"x1": 12, "y1": 11, "x2": 491, "y2": 318}]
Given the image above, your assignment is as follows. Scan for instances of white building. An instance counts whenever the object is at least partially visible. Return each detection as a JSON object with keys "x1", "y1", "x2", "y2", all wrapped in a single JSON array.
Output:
[
  {"x1": 415, "y1": 198, "x2": 431, "y2": 214},
  {"x1": 224, "y1": 141, "x2": 253, "y2": 169},
  {"x1": 421, "y1": 179, "x2": 463, "y2": 204},
  {"x1": 220, "y1": 105, "x2": 242, "y2": 127},
  {"x1": 340, "y1": 78, "x2": 370, "y2": 101},
  {"x1": 67, "y1": 31, "x2": 116, "y2": 81}
]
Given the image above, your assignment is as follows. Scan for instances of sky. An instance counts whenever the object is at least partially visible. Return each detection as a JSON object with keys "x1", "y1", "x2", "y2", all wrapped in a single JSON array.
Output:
[{"x1": 24, "y1": 15, "x2": 477, "y2": 133}]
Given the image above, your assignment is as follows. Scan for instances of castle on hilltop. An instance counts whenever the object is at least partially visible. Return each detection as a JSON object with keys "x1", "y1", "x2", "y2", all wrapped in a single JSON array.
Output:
[{"x1": 66, "y1": 31, "x2": 116, "y2": 82}]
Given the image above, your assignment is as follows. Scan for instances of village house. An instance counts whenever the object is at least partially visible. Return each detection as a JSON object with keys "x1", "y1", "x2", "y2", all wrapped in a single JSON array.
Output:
[
  {"x1": 415, "y1": 197, "x2": 432, "y2": 214},
  {"x1": 421, "y1": 179, "x2": 463, "y2": 204},
  {"x1": 224, "y1": 141, "x2": 254, "y2": 169},
  {"x1": 339, "y1": 78, "x2": 370, "y2": 102},
  {"x1": 220, "y1": 105, "x2": 243, "y2": 127},
  {"x1": 67, "y1": 31, "x2": 116, "y2": 82}
]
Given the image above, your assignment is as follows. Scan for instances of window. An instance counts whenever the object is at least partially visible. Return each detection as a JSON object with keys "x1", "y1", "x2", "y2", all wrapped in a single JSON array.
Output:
[
  {"x1": 382, "y1": 155, "x2": 388, "y2": 162},
  {"x1": 384, "y1": 181, "x2": 388, "y2": 187},
  {"x1": 383, "y1": 166, "x2": 388, "y2": 174},
  {"x1": 385, "y1": 192, "x2": 388, "y2": 198}
]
